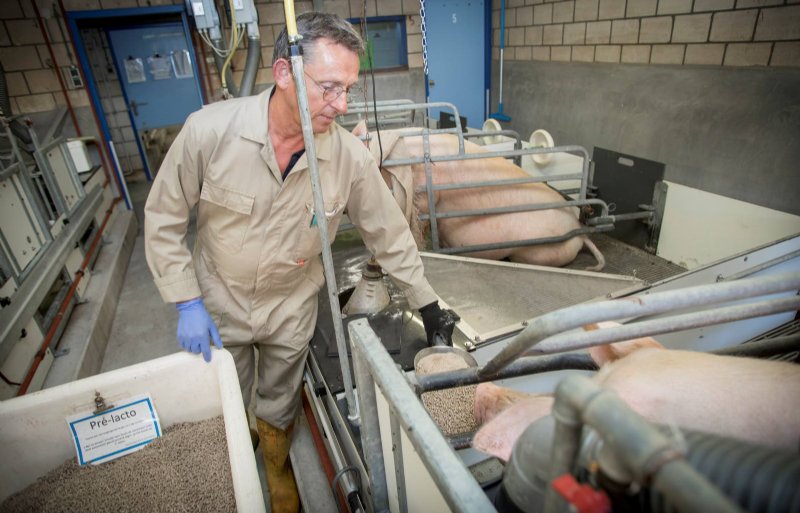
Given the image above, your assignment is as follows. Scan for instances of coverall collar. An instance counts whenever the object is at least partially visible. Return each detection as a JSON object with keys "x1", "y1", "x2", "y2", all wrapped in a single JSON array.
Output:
[{"x1": 238, "y1": 86, "x2": 333, "y2": 178}]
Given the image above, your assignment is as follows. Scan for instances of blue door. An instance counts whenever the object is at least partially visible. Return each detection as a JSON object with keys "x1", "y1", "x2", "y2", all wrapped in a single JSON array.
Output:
[
  {"x1": 425, "y1": 0, "x2": 488, "y2": 128},
  {"x1": 107, "y1": 23, "x2": 203, "y2": 131}
]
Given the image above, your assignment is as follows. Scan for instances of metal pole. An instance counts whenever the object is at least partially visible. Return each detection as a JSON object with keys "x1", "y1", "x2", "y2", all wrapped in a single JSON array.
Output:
[
  {"x1": 527, "y1": 295, "x2": 800, "y2": 356},
  {"x1": 349, "y1": 319, "x2": 496, "y2": 512},
  {"x1": 282, "y1": 2, "x2": 358, "y2": 422},
  {"x1": 350, "y1": 324, "x2": 390, "y2": 511},
  {"x1": 479, "y1": 272, "x2": 800, "y2": 378}
]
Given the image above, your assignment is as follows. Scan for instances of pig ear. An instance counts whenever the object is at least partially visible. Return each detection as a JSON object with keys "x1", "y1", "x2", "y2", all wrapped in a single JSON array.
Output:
[
  {"x1": 352, "y1": 120, "x2": 367, "y2": 138},
  {"x1": 586, "y1": 320, "x2": 665, "y2": 367}
]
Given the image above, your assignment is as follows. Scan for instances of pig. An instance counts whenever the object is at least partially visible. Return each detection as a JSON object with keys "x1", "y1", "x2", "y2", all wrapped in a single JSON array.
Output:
[
  {"x1": 472, "y1": 330, "x2": 800, "y2": 462},
  {"x1": 352, "y1": 123, "x2": 605, "y2": 271}
]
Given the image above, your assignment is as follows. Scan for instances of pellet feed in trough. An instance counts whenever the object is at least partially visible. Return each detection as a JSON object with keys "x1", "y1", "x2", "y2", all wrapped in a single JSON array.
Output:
[
  {"x1": 416, "y1": 352, "x2": 479, "y2": 436},
  {"x1": 1, "y1": 416, "x2": 237, "y2": 513}
]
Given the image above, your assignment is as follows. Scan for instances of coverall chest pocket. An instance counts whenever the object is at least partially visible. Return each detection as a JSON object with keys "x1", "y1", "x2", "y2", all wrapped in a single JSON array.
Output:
[
  {"x1": 294, "y1": 201, "x2": 342, "y2": 262},
  {"x1": 199, "y1": 182, "x2": 255, "y2": 252}
]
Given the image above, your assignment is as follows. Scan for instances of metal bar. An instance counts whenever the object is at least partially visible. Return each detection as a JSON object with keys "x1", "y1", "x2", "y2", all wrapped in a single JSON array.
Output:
[
  {"x1": 607, "y1": 210, "x2": 654, "y2": 222},
  {"x1": 351, "y1": 330, "x2": 390, "y2": 511},
  {"x1": 711, "y1": 333, "x2": 800, "y2": 358},
  {"x1": 415, "y1": 173, "x2": 585, "y2": 193},
  {"x1": 389, "y1": 410, "x2": 408, "y2": 513},
  {"x1": 286, "y1": 34, "x2": 358, "y2": 422},
  {"x1": 348, "y1": 319, "x2": 496, "y2": 512},
  {"x1": 433, "y1": 225, "x2": 614, "y2": 256},
  {"x1": 418, "y1": 198, "x2": 608, "y2": 220},
  {"x1": 423, "y1": 131, "x2": 440, "y2": 251},
  {"x1": 528, "y1": 295, "x2": 800, "y2": 356},
  {"x1": 545, "y1": 376, "x2": 744, "y2": 513},
  {"x1": 718, "y1": 249, "x2": 800, "y2": 282},
  {"x1": 382, "y1": 144, "x2": 589, "y2": 168},
  {"x1": 479, "y1": 272, "x2": 800, "y2": 378},
  {"x1": 0, "y1": 185, "x2": 101, "y2": 362},
  {"x1": 412, "y1": 353, "x2": 597, "y2": 394}
]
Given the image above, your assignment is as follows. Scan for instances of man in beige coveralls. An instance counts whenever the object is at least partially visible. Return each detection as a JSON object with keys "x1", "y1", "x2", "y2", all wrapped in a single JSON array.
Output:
[{"x1": 144, "y1": 12, "x2": 457, "y2": 513}]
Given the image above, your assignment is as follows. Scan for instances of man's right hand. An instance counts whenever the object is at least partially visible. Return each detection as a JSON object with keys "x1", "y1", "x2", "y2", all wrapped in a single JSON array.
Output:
[{"x1": 176, "y1": 298, "x2": 222, "y2": 362}]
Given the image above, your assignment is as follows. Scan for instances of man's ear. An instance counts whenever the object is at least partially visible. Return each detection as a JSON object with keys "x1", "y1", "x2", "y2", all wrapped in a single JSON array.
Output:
[{"x1": 273, "y1": 58, "x2": 292, "y2": 89}]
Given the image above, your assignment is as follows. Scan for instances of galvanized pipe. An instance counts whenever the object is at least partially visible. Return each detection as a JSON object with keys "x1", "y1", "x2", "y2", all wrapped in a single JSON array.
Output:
[
  {"x1": 479, "y1": 272, "x2": 800, "y2": 378},
  {"x1": 423, "y1": 131, "x2": 440, "y2": 250},
  {"x1": 545, "y1": 375, "x2": 744, "y2": 513},
  {"x1": 348, "y1": 319, "x2": 496, "y2": 512},
  {"x1": 418, "y1": 198, "x2": 609, "y2": 220},
  {"x1": 526, "y1": 295, "x2": 800, "y2": 356},
  {"x1": 417, "y1": 173, "x2": 584, "y2": 192},
  {"x1": 351, "y1": 328, "x2": 390, "y2": 511},
  {"x1": 434, "y1": 226, "x2": 613, "y2": 256},
  {"x1": 283, "y1": 11, "x2": 358, "y2": 422}
]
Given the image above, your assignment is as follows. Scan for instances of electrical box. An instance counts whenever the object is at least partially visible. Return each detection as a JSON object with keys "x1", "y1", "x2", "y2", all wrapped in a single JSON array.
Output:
[
  {"x1": 228, "y1": 0, "x2": 258, "y2": 26},
  {"x1": 61, "y1": 65, "x2": 83, "y2": 89},
  {"x1": 66, "y1": 140, "x2": 92, "y2": 174},
  {"x1": 185, "y1": 0, "x2": 220, "y2": 31}
]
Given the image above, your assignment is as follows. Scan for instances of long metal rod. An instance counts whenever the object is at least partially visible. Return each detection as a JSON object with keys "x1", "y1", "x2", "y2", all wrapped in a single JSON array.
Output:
[
  {"x1": 418, "y1": 198, "x2": 609, "y2": 220},
  {"x1": 545, "y1": 376, "x2": 744, "y2": 513},
  {"x1": 348, "y1": 319, "x2": 496, "y2": 512},
  {"x1": 434, "y1": 225, "x2": 614, "y2": 256},
  {"x1": 719, "y1": 249, "x2": 800, "y2": 281},
  {"x1": 479, "y1": 272, "x2": 800, "y2": 378},
  {"x1": 418, "y1": 173, "x2": 584, "y2": 192},
  {"x1": 423, "y1": 130, "x2": 440, "y2": 251},
  {"x1": 283, "y1": 10, "x2": 358, "y2": 422},
  {"x1": 527, "y1": 295, "x2": 800, "y2": 356},
  {"x1": 351, "y1": 331, "x2": 390, "y2": 511}
]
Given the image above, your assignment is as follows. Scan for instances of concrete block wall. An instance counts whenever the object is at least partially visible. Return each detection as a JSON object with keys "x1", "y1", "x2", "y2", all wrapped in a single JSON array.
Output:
[
  {"x1": 494, "y1": 0, "x2": 800, "y2": 67},
  {"x1": 2, "y1": 0, "x2": 426, "y2": 155}
]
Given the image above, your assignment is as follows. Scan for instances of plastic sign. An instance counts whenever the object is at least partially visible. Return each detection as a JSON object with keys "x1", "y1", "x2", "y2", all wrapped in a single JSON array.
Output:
[{"x1": 66, "y1": 394, "x2": 161, "y2": 465}]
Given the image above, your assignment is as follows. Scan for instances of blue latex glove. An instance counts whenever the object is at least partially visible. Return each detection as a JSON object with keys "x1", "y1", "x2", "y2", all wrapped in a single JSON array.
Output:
[{"x1": 176, "y1": 298, "x2": 222, "y2": 362}]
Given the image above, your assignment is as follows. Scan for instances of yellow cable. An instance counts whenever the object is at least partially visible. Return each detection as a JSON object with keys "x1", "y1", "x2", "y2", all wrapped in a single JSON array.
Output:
[{"x1": 220, "y1": 0, "x2": 238, "y2": 95}]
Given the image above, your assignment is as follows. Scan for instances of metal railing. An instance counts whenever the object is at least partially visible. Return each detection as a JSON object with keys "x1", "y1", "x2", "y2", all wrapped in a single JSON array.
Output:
[{"x1": 346, "y1": 271, "x2": 799, "y2": 512}]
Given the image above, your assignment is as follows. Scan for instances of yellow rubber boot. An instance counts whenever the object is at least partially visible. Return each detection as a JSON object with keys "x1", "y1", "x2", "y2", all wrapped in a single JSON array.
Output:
[{"x1": 256, "y1": 418, "x2": 299, "y2": 513}]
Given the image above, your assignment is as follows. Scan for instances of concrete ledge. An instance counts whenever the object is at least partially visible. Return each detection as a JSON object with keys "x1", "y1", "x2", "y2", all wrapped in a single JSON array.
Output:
[{"x1": 43, "y1": 209, "x2": 138, "y2": 388}]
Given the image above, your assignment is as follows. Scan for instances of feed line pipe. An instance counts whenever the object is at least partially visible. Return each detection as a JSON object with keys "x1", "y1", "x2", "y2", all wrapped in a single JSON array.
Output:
[
  {"x1": 412, "y1": 332, "x2": 800, "y2": 394},
  {"x1": 478, "y1": 272, "x2": 800, "y2": 379},
  {"x1": 281, "y1": 0, "x2": 358, "y2": 424},
  {"x1": 544, "y1": 375, "x2": 745, "y2": 513}
]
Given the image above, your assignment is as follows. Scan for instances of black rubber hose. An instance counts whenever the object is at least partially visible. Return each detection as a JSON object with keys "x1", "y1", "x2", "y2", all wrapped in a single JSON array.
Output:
[{"x1": 649, "y1": 430, "x2": 800, "y2": 513}]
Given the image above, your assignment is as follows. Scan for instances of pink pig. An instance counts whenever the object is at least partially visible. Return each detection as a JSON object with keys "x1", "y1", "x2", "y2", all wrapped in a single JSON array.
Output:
[
  {"x1": 353, "y1": 124, "x2": 605, "y2": 271},
  {"x1": 472, "y1": 323, "x2": 800, "y2": 462}
]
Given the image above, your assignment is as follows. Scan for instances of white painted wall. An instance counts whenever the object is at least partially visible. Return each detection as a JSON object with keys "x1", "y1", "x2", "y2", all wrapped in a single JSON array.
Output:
[{"x1": 657, "y1": 181, "x2": 800, "y2": 269}]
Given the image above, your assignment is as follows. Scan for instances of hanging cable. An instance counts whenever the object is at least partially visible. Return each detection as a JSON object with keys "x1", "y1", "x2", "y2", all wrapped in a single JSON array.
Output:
[
  {"x1": 219, "y1": 0, "x2": 239, "y2": 98},
  {"x1": 358, "y1": 3, "x2": 383, "y2": 166}
]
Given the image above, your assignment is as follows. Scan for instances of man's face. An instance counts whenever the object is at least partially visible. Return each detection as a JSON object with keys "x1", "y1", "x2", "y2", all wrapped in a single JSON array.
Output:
[{"x1": 301, "y1": 39, "x2": 360, "y2": 133}]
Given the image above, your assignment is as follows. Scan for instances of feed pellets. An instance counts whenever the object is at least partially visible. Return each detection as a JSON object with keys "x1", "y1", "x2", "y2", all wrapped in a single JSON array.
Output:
[
  {"x1": 416, "y1": 352, "x2": 478, "y2": 436},
  {"x1": 1, "y1": 416, "x2": 237, "y2": 513}
]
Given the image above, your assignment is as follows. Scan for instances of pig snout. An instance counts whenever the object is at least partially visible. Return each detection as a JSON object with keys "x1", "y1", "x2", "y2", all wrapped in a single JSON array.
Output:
[
  {"x1": 584, "y1": 321, "x2": 665, "y2": 366},
  {"x1": 474, "y1": 382, "x2": 533, "y2": 425}
]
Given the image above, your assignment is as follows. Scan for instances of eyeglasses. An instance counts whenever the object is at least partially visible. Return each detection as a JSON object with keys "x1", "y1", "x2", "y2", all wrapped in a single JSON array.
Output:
[{"x1": 304, "y1": 71, "x2": 364, "y2": 103}]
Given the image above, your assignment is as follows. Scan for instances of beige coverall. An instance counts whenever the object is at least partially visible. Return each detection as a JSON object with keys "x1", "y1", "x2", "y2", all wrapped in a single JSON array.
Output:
[{"x1": 144, "y1": 87, "x2": 438, "y2": 429}]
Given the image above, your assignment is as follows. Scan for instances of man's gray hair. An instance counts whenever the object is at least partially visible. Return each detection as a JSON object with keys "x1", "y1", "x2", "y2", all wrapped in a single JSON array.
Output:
[{"x1": 273, "y1": 12, "x2": 364, "y2": 64}]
